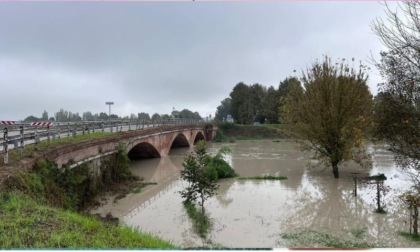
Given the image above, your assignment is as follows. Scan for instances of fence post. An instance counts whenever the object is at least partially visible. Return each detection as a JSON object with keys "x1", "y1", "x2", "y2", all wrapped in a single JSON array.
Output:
[
  {"x1": 47, "y1": 125, "x2": 51, "y2": 145},
  {"x1": 34, "y1": 127, "x2": 39, "y2": 150},
  {"x1": 3, "y1": 127, "x2": 8, "y2": 165},
  {"x1": 20, "y1": 126, "x2": 24, "y2": 148}
]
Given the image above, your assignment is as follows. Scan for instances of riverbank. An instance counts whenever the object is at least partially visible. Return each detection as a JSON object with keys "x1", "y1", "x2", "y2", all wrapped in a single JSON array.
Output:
[
  {"x1": 0, "y1": 142, "x2": 175, "y2": 248},
  {"x1": 0, "y1": 191, "x2": 173, "y2": 248},
  {"x1": 214, "y1": 123, "x2": 286, "y2": 142}
]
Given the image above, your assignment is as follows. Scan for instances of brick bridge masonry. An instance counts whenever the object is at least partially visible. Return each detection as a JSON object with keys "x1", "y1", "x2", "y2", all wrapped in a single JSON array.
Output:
[{"x1": 20, "y1": 124, "x2": 217, "y2": 169}]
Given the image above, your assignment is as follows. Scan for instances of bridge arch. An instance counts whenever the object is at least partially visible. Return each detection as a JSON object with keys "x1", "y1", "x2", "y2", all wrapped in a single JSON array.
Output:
[
  {"x1": 170, "y1": 133, "x2": 190, "y2": 149},
  {"x1": 127, "y1": 142, "x2": 161, "y2": 160},
  {"x1": 193, "y1": 131, "x2": 205, "y2": 144}
]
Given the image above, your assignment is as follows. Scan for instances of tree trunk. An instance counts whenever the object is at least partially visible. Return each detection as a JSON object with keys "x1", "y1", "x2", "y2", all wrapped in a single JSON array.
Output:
[
  {"x1": 201, "y1": 196, "x2": 205, "y2": 231},
  {"x1": 376, "y1": 181, "x2": 381, "y2": 212},
  {"x1": 414, "y1": 205, "x2": 418, "y2": 236},
  {"x1": 332, "y1": 164, "x2": 339, "y2": 178}
]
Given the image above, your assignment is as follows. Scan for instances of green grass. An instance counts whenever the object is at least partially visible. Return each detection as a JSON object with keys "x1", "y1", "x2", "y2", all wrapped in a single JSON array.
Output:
[
  {"x1": 0, "y1": 191, "x2": 174, "y2": 248},
  {"x1": 183, "y1": 201, "x2": 212, "y2": 239},
  {"x1": 281, "y1": 230, "x2": 376, "y2": 248},
  {"x1": 259, "y1": 124, "x2": 285, "y2": 130},
  {"x1": 398, "y1": 231, "x2": 420, "y2": 242},
  {"x1": 133, "y1": 182, "x2": 157, "y2": 194},
  {"x1": 350, "y1": 228, "x2": 367, "y2": 239},
  {"x1": 239, "y1": 175, "x2": 287, "y2": 180}
]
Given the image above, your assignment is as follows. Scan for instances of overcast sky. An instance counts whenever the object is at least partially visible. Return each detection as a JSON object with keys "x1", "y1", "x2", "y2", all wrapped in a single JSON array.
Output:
[{"x1": 0, "y1": 1, "x2": 394, "y2": 121}]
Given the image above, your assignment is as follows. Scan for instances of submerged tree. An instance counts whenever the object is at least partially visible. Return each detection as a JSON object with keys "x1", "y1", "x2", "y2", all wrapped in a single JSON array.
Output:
[
  {"x1": 283, "y1": 56, "x2": 373, "y2": 178},
  {"x1": 180, "y1": 141, "x2": 219, "y2": 229}
]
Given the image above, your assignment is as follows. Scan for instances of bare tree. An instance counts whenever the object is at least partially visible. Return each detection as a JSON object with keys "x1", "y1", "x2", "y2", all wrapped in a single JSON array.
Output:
[{"x1": 372, "y1": 2, "x2": 420, "y2": 236}]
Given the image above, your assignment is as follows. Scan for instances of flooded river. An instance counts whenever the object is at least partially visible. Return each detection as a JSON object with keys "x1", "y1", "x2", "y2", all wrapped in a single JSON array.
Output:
[{"x1": 91, "y1": 140, "x2": 418, "y2": 248}]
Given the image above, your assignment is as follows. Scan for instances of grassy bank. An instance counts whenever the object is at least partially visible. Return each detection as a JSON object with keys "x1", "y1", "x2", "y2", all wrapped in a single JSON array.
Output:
[
  {"x1": 214, "y1": 123, "x2": 285, "y2": 142},
  {"x1": 1, "y1": 142, "x2": 175, "y2": 248},
  {"x1": 0, "y1": 191, "x2": 174, "y2": 248}
]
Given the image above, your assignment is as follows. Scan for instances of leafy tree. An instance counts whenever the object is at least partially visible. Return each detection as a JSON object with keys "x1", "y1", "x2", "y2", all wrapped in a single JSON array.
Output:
[
  {"x1": 68, "y1": 112, "x2": 82, "y2": 122},
  {"x1": 278, "y1": 77, "x2": 303, "y2": 122},
  {"x1": 41, "y1": 110, "x2": 48, "y2": 121},
  {"x1": 161, "y1": 114, "x2": 170, "y2": 120},
  {"x1": 264, "y1": 86, "x2": 280, "y2": 124},
  {"x1": 23, "y1": 115, "x2": 40, "y2": 122},
  {"x1": 249, "y1": 83, "x2": 267, "y2": 123},
  {"x1": 230, "y1": 82, "x2": 250, "y2": 124},
  {"x1": 129, "y1": 113, "x2": 137, "y2": 120},
  {"x1": 179, "y1": 109, "x2": 202, "y2": 120},
  {"x1": 151, "y1": 113, "x2": 161, "y2": 121},
  {"x1": 98, "y1": 112, "x2": 109, "y2": 121},
  {"x1": 283, "y1": 56, "x2": 373, "y2": 178},
  {"x1": 180, "y1": 140, "x2": 219, "y2": 228},
  {"x1": 215, "y1": 98, "x2": 232, "y2": 122},
  {"x1": 82, "y1": 111, "x2": 94, "y2": 121},
  {"x1": 230, "y1": 82, "x2": 268, "y2": 124},
  {"x1": 138, "y1": 112, "x2": 151, "y2": 121},
  {"x1": 109, "y1": 114, "x2": 119, "y2": 120},
  {"x1": 54, "y1": 109, "x2": 69, "y2": 122}
]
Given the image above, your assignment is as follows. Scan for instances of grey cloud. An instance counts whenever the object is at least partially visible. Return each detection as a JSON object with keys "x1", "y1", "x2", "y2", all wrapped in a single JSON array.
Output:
[{"x1": 0, "y1": 2, "x2": 392, "y2": 121}]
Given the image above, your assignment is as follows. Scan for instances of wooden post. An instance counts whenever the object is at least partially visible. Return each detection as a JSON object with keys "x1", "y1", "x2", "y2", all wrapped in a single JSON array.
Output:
[{"x1": 3, "y1": 127, "x2": 8, "y2": 165}]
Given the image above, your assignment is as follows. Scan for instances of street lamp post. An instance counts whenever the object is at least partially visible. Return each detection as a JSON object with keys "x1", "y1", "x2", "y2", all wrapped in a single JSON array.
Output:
[{"x1": 106, "y1": 101, "x2": 114, "y2": 120}]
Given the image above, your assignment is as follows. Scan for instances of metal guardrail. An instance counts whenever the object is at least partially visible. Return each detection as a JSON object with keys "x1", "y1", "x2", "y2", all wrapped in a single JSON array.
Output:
[{"x1": 1, "y1": 118, "x2": 204, "y2": 165}]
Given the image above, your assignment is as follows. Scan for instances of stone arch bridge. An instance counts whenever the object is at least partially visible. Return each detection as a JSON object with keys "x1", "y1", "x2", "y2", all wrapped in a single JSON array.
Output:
[{"x1": 23, "y1": 124, "x2": 216, "y2": 169}]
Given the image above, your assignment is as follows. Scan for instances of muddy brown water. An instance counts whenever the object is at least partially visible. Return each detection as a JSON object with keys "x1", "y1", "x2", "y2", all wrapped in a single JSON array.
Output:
[{"x1": 91, "y1": 140, "x2": 418, "y2": 248}]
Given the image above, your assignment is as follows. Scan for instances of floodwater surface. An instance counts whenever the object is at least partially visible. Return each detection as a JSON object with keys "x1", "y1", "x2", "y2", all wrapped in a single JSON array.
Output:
[{"x1": 91, "y1": 140, "x2": 418, "y2": 248}]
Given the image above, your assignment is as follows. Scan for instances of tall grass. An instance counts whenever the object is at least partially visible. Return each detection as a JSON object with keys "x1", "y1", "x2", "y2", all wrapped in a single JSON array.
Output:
[{"x1": 0, "y1": 191, "x2": 174, "y2": 248}]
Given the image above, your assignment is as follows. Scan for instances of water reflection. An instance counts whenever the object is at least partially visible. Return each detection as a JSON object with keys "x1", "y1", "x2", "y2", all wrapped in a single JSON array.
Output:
[{"x1": 94, "y1": 140, "x2": 418, "y2": 248}]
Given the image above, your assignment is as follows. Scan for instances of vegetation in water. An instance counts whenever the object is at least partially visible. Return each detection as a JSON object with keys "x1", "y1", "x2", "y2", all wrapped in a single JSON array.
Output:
[
  {"x1": 239, "y1": 175, "x2": 287, "y2": 180},
  {"x1": 180, "y1": 140, "x2": 235, "y2": 239},
  {"x1": 0, "y1": 191, "x2": 174, "y2": 248},
  {"x1": 281, "y1": 229, "x2": 376, "y2": 248},
  {"x1": 398, "y1": 231, "x2": 420, "y2": 242},
  {"x1": 183, "y1": 201, "x2": 212, "y2": 239}
]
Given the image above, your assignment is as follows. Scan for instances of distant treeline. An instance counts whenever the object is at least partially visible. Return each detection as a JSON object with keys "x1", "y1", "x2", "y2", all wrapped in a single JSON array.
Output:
[
  {"x1": 215, "y1": 77, "x2": 302, "y2": 125},
  {"x1": 22, "y1": 108, "x2": 203, "y2": 122}
]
